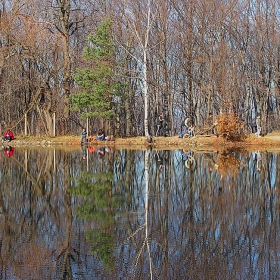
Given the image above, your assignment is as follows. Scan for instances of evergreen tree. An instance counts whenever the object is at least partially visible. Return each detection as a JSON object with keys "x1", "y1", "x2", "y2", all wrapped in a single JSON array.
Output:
[{"x1": 69, "y1": 18, "x2": 121, "y2": 120}]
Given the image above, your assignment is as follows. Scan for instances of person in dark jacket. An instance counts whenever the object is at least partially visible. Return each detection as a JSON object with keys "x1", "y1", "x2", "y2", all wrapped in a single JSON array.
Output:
[
  {"x1": 96, "y1": 129, "x2": 105, "y2": 141},
  {"x1": 80, "y1": 128, "x2": 87, "y2": 144}
]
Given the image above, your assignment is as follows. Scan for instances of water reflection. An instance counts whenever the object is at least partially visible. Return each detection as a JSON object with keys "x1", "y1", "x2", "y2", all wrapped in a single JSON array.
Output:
[
  {"x1": 81, "y1": 145, "x2": 87, "y2": 160},
  {"x1": 180, "y1": 149, "x2": 195, "y2": 169},
  {"x1": 254, "y1": 150, "x2": 262, "y2": 172},
  {"x1": 3, "y1": 145, "x2": 14, "y2": 157},
  {"x1": 0, "y1": 147, "x2": 279, "y2": 279},
  {"x1": 154, "y1": 151, "x2": 165, "y2": 172}
]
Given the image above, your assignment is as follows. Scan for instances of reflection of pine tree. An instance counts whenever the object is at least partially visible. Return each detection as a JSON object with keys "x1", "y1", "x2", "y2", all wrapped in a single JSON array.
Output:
[{"x1": 69, "y1": 171, "x2": 123, "y2": 269}]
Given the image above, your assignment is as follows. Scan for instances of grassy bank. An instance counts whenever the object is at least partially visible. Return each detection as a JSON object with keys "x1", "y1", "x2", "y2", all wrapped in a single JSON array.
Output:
[{"x1": 8, "y1": 132, "x2": 280, "y2": 151}]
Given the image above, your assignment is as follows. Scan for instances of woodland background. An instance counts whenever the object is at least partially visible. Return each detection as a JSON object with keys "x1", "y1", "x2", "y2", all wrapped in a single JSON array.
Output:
[{"x1": 0, "y1": 0, "x2": 280, "y2": 137}]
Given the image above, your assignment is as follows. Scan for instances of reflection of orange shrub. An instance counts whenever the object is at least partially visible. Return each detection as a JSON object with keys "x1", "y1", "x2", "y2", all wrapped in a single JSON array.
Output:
[
  {"x1": 216, "y1": 112, "x2": 245, "y2": 141},
  {"x1": 216, "y1": 151, "x2": 240, "y2": 177}
]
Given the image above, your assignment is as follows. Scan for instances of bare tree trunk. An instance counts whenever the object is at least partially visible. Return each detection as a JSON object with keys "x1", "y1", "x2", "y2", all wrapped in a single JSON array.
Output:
[
  {"x1": 55, "y1": 0, "x2": 72, "y2": 134},
  {"x1": 143, "y1": 49, "x2": 150, "y2": 141},
  {"x1": 125, "y1": 56, "x2": 132, "y2": 137}
]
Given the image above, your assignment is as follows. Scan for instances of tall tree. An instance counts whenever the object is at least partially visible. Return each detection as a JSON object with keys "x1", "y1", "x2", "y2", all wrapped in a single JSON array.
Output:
[
  {"x1": 69, "y1": 18, "x2": 121, "y2": 135},
  {"x1": 119, "y1": 0, "x2": 154, "y2": 141}
]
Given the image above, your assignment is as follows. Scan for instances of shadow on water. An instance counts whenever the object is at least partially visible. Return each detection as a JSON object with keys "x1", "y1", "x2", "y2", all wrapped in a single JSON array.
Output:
[{"x1": 0, "y1": 146, "x2": 279, "y2": 279}]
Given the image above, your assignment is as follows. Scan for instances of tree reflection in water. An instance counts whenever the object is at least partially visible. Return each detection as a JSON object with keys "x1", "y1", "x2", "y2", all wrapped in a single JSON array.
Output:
[
  {"x1": 0, "y1": 147, "x2": 279, "y2": 279},
  {"x1": 69, "y1": 171, "x2": 121, "y2": 269}
]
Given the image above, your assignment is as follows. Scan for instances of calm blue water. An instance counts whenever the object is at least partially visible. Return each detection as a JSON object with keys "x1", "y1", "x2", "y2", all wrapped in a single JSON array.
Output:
[{"x1": 0, "y1": 146, "x2": 279, "y2": 279}]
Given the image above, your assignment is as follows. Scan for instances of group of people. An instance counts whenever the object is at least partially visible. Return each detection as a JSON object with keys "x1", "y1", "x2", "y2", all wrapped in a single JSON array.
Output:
[
  {"x1": 179, "y1": 117, "x2": 195, "y2": 138},
  {"x1": 80, "y1": 128, "x2": 114, "y2": 145},
  {"x1": 156, "y1": 112, "x2": 196, "y2": 138},
  {"x1": 81, "y1": 145, "x2": 113, "y2": 160},
  {"x1": 80, "y1": 112, "x2": 262, "y2": 145}
]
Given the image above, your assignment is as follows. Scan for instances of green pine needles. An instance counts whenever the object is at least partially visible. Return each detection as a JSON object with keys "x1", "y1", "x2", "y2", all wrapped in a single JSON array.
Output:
[{"x1": 69, "y1": 18, "x2": 121, "y2": 119}]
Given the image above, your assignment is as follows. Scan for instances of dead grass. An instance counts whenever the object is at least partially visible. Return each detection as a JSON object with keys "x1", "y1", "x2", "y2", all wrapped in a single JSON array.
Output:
[{"x1": 13, "y1": 133, "x2": 280, "y2": 151}]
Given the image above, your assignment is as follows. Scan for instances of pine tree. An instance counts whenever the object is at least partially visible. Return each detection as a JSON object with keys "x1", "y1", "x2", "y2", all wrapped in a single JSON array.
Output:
[{"x1": 69, "y1": 18, "x2": 120, "y2": 120}]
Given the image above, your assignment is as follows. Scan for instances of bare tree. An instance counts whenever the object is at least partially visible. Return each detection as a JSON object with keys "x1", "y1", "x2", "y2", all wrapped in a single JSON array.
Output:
[{"x1": 118, "y1": 0, "x2": 157, "y2": 141}]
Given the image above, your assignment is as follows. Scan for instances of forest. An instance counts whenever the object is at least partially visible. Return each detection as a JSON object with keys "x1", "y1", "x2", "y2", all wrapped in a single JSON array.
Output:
[{"x1": 0, "y1": 0, "x2": 280, "y2": 138}]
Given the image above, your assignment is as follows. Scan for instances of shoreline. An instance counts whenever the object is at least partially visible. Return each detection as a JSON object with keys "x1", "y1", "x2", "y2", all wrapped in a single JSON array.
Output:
[{"x1": 2, "y1": 133, "x2": 280, "y2": 151}]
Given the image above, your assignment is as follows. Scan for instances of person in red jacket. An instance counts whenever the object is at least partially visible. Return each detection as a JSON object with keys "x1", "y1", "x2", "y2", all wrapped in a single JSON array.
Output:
[{"x1": 3, "y1": 129, "x2": 14, "y2": 142}]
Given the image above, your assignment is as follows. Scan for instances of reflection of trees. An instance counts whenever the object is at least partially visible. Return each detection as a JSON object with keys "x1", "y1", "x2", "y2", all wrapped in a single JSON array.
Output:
[
  {"x1": 120, "y1": 150, "x2": 280, "y2": 279},
  {"x1": 125, "y1": 148, "x2": 154, "y2": 278},
  {"x1": 170, "y1": 150, "x2": 280, "y2": 278},
  {"x1": 56, "y1": 152, "x2": 75, "y2": 280},
  {"x1": 114, "y1": 149, "x2": 174, "y2": 278},
  {"x1": 0, "y1": 149, "x2": 280, "y2": 278},
  {"x1": 0, "y1": 148, "x2": 85, "y2": 279},
  {"x1": 0, "y1": 148, "x2": 58, "y2": 278},
  {"x1": 69, "y1": 169, "x2": 122, "y2": 269}
]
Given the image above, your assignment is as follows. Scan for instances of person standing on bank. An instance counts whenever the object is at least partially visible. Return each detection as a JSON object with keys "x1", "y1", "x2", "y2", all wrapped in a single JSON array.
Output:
[
  {"x1": 255, "y1": 115, "x2": 261, "y2": 137},
  {"x1": 156, "y1": 113, "x2": 164, "y2": 137},
  {"x1": 81, "y1": 128, "x2": 87, "y2": 145}
]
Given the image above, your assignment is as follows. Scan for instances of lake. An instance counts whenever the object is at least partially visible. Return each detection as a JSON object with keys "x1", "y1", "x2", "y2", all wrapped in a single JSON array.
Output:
[{"x1": 0, "y1": 145, "x2": 279, "y2": 279}]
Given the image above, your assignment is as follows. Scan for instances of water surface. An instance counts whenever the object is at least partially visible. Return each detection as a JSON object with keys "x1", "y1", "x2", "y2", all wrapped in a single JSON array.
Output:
[{"x1": 0, "y1": 146, "x2": 279, "y2": 279}]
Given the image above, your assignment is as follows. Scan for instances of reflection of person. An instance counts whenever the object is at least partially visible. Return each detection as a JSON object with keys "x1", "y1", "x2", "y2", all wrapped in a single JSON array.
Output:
[
  {"x1": 181, "y1": 150, "x2": 195, "y2": 169},
  {"x1": 188, "y1": 150, "x2": 195, "y2": 161},
  {"x1": 81, "y1": 145, "x2": 87, "y2": 160},
  {"x1": 255, "y1": 150, "x2": 262, "y2": 172},
  {"x1": 181, "y1": 149, "x2": 188, "y2": 161},
  {"x1": 4, "y1": 146, "x2": 14, "y2": 157},
  {"x1": 81, "y1": 128, "x2": 87, "y2": 145},
  {"x1": 185, "y1": 159, "x2": 191, "y2": 169},
  {"x1": 3, "y1": 129, "x2": 15, "y2": 142},
  {"x1": 96, "y1": 147, "x2": 105, "y2": 158},
  {"x1": 185, "y1": 154, "x2": 195, "y2": 169},
  {"x1": 154, "y1": 151, "x2": 164, "y2": 172}
]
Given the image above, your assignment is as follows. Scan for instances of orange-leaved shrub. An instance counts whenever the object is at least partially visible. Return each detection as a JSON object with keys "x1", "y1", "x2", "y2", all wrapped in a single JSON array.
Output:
[{"x1": 216, "y1": 112, "x2": 245, "y2": 141}]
